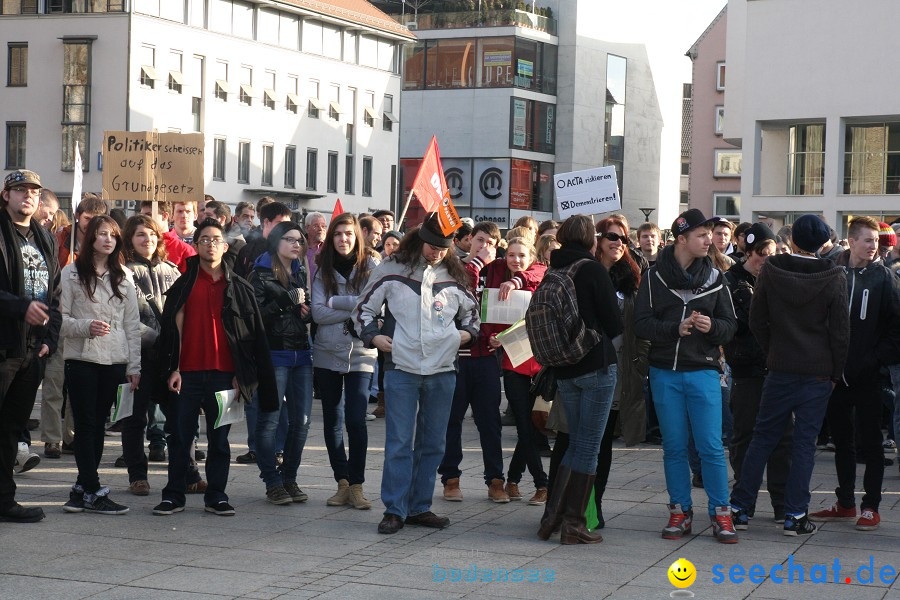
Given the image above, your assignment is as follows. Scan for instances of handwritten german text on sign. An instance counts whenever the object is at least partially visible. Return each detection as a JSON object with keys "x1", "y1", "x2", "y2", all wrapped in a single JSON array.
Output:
[
  {"x1": 554, "y1": 166, "x2": 621, "y2": 219},
  {"x1": 102, "y1": 131, "x2": 204, "y2": 203}
]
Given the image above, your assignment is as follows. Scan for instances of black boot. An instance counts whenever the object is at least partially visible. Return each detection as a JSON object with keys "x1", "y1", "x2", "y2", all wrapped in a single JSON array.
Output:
[
  {"x1": 537, "y1": 464, "x2": 571, "y2": 540},
  {"x1": 559, "y1": 471, "x2": 603, "y2": 545}
]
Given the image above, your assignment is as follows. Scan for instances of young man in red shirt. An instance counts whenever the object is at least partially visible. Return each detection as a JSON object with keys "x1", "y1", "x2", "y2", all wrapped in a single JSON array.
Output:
[{"x1": 152, "y1": 219, "x2": 276, "y2": 516}]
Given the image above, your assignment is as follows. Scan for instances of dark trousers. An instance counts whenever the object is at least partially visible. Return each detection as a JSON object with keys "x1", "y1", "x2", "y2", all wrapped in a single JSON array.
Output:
[
  {"x1": 439, "y1": 355, "x2": 503, "y2": 485},
  {"x1": 504, "y1": 370, "x2": 548, "y2": 488},
  {"x1": 315, "y1": 367, "x2": 371, "y2": 485},
  {"x1": 547, "y1": 410, "x2": 618, "y2": 502},
  {"x1": 121, "y1": 358, "x2": 155, "y2": 482},
  {"x1": 162, "y1": 370, "x2": 233, "y2": 506},
  {"x1": 729, "y1": 375, "x2": 791, "y2": 513},
  {"x1": 0, "y1": 353, "x2": 44, "y2": 508},
  {"x1": 66, "y1": 360, "x2": 126, "y2": 494},
  {"x1": 828, "y1": 378, "x2": 884, "y2": 511},
  {"x1": 731, "y1": 371, "x2": 832, "y2": 516}
]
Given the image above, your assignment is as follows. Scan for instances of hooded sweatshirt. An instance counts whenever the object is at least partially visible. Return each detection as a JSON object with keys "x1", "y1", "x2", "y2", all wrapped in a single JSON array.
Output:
[{"x1": 749, "y1": 253, "x2": 849, "y2": 381}]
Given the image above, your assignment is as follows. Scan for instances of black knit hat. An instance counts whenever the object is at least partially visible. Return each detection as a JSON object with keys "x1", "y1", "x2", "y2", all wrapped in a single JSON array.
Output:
[
  {"x1": 743, "y1": 223, "x2": 777, "y2": 254},
  {"x1": 382, "y1": 230, "x2": 402, "y2": 244},
  {"x1": 791, "y1": 215, "x2": 830, "y2": 253},
  {"x1": 418, "y1": 212, "x2": 454, "y2": 248}
]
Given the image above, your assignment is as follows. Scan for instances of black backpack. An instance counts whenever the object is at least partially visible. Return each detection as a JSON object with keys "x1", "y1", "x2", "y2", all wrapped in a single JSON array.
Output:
[{"x1": 525, "y1": 259, "x2": 601, "y2": 367}]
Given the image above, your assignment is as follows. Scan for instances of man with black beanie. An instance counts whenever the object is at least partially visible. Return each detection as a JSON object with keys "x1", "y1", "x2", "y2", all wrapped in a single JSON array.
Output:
[{"x1": 731, "y1": 214, "x2": 850, "y2": 537}]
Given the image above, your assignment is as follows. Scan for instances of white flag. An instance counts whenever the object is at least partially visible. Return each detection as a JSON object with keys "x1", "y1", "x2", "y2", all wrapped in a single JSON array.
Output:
[{"x1": 72, "y1": 141, "x2": 83, "y2": 215}]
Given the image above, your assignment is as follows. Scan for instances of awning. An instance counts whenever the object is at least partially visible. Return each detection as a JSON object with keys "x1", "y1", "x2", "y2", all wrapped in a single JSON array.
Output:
[
  {"x1": 240, "y1": 83, "x2": 256, "y2": 98},
  {"x1": 263, "y1": 88, "x2": 278, "y2": 102},
  {"x1": 364, "y1": 107, "x2": 379, "y2": 120},
  {"x1": 308, "y1": 98, "x2": 326, "y2": 110},
  {"x1": 169, "y1": 70, "x2": 185, "y2": 85},
  {"x1": 383, "y1": 112, "x2": 398, "y2": 123},
  {"x1": 141, "y1": 65, "x2": 160, "y2": 80},
  {"x1": 328, "y1": 101, "x2": 343, "y2": 114},
  {"x1": 286, "y1": 93, "x2": 302, "y2": 106},
  {"x1": 215, "y1": 79, "x2": 231, "y2": 94}
]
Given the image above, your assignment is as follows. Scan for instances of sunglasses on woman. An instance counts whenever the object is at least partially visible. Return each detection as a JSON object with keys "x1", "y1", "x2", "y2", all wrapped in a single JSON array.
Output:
[{"x1": 596, "y1": 232, "x2": 627, "y2": 243}]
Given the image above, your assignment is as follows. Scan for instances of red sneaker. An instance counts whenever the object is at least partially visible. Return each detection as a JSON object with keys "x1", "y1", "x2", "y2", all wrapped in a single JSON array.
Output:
[
  {"x1": 809, "y1": 502, "x2": 856, "y2": 522},
  {"x1": 856, "y1": 509, "x2": 880, "y2": 531},
  {"x1": 662, "y1": 504, "x2": 693, "y2": 540}
]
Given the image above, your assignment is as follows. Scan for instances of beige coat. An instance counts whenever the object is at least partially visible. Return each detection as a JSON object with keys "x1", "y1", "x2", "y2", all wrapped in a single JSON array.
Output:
[{"x1": 60, "y1": 263, "x2": 141, "y2": 375}]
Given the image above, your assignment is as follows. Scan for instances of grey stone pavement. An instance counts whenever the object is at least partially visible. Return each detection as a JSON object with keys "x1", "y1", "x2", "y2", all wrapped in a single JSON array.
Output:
[{"x1": 3, "y1": 391, "x2": 900, "y2": 600}]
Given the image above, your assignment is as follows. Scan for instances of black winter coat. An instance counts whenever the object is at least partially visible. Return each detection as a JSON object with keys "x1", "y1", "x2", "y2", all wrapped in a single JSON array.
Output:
[
  {"x1": 155, "y1": 256, "x2": 278, "y2": 411},
  {"x1": 723, "y1": 261, "x2": 766, "y2": 378},
  {"x1": 247, "y1": 254, "x2": 311, "y2": 352}
]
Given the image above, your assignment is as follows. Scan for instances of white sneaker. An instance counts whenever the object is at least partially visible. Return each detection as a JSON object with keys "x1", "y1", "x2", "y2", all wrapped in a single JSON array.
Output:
[
  {"x1": 14, "y1": 443, "x2": 40, "y2": 474},
  {"x1": 365, "y1": 413, "x2": 376, "y2": 421}
]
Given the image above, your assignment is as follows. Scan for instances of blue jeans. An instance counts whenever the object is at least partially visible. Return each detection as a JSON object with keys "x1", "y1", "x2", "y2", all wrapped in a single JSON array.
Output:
[
  {"x1": 556, "y1": 365, "x2": 617, "y2": 474},
  {"x1": 650, "y1": 367, "x2": 729, "y2": 515},
  {"x1": 256, "y1": 365, "x2": 313, "y2": 489},
  {"x1": 382, "y1": 369, "x2": 456, "y2": 519},
  {"x1": 245, "y1": 391, "x2": 288, "y2": 454},
  {"x1": 731, "y1": 371, "x2": 832, "y2": 517},
  {"x1": 316, "y1": 368, "x2": 372, "y2": 485},
  {"x1": 438, "y1": 355, "x2": 504, "y2": 485},
  {"x1": 687, "y1": 367, "x2": 733, "y2": 475},
  {"x1": 162, "y1": 370, "x2": 234, "y2": 507}
]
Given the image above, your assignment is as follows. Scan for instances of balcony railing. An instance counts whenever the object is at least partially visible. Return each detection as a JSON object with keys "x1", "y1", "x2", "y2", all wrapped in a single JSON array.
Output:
[{"x1": 394, "y1": 9, "x2": 557, "y2": 36}]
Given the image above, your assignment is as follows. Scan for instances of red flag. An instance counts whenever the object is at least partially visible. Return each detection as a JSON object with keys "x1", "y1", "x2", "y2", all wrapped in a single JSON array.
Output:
[
  {"x1": 410, "y1": 136, "x2": 461, "y2": 236},
  {"x1": 331, "y1": 198, "x2": 345, "y2": 222}
]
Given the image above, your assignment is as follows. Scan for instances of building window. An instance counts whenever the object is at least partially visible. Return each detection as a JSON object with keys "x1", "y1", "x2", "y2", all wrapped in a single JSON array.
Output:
[
  {"x1": 362, "y1": 91, "x2": 375, "y2": 127},
  {"x1": 306, "y1": 148, "x2": 317, "y2": 191},
  {"x1": 239, "y1": 65, "x2": 253, "y2": 106},
  {"x1": 681, "y1": 160, "x2": 690, "y2": 176},
  {"x1": 788, "y1": 124, "x2": 825, "y2": 195},
  {"x1": 714, "y1": 149, "x2": 742, "y2": 178},
  {"x1": 284, "y1": 145, "x2": 296, "y2": 188},
  {"x1": 713, "y1": 193, "x2": 740, "y2": 219},
  {"x1": 168, "y1": 50, "x2": 183, "y2": 93},
  {"x1": 604, "y1": 54, "x2": 626, "y2": 193},
  {"x1": 362, "y1": 156, "x2": 372, "y2": 197},
  {"x1": 327, "y1": 151, "x2": 338, "y2": 193},
  {"x1": 214, "y1": 60, "x2": 228, "y2": 101},
  {"x1": 383, "y1": 94, "x2": 395, "y2": 132},
  {"x1": 139, "y1": 44, "x2": 156, "y2": 89},
  {"x1": 287, "y1": 74, "x2": 299, "y2": 113},
  {"x1": 345, "y1": 155, "x2": 354, "y2": 195},
  {"x1": 62, "y1": 39, "x2": 91, "y2": 172},
  {"x1": 328, "y1": 84, "x2": 341, "y2": 121},
  {"x1": 261, "y1": 144, "x2": 273, "y2": 186},
  {"x1": 5, "y1": 122, "x2": 25, "y2": 169},
  {"x1": 190, "y1": 55, "x2": 203, "y2": 131},
  {"x1": 306, "y1": 79, "x2": 321, "y2": 118},
  {"x1": 263, "y1": 70, "x2": 276, "y2": 110},
  {"x1": 509, "y1": 97, "x2": 555, "y2": 154},
  {"x1": 715, "y1": 106, "x2": 725, "y2": 135},
  {"x1": 3, "y1": 1, "x2": 38, "y2": 14},
  {"x1": 7, "y1": 43, "x2": 27, "y2": 86},
  {"x1": 716, "y1": 62, "x2": 726, "y2": 91},
  {"x1": 237, "y1": 140, "x2": 250, "y2": 183},
  {"x1": 843, "y1": 123, "x2": 900, "y2": 195},
  {"x1": 213, "y1": 137, "x2": 226, "y2": 181}
]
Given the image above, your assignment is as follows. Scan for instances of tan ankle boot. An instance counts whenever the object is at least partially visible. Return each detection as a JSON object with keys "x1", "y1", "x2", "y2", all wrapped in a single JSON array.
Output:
[
  {"x1": 488, "y1": 478, "x2": 510, "y2": 503},
  {"x1": 349, "y1": 484, "x2": 372, "y2": 510},
  {"x1": 373, "y1": 392, "x2": 385, "y2": 418},
  {"x1": 327, "y1": 479, "x2": 350, "y2": 506},
  {"x1": 443, "y1": 478, "x2": 463, "y2": 501}
]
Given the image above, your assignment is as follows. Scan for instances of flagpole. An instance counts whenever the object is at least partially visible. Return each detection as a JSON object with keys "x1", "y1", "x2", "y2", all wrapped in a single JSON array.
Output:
[{"x1": 396, "y1": 188, "x2": 416, "y2": 232}]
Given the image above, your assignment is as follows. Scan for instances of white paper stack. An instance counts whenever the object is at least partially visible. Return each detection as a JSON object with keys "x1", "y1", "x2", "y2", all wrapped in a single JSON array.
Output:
[{"x1": 480, "y1": 289, "x2": 533, "y2": 325}]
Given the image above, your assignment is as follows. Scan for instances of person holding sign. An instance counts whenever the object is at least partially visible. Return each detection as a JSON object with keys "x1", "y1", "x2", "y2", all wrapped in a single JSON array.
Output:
[
  {"x1": 484, "y1": 238, "x2": 549, "y2": 505},
  {"x1": 248, "y1": 222, "x2": 314, "y2": 506},
  {"x1": 153, "y1": 219, "x2": 277, "y2": 517},
  {"x1": 60, "y1": 216, "x2": 141, "y2": 515}
]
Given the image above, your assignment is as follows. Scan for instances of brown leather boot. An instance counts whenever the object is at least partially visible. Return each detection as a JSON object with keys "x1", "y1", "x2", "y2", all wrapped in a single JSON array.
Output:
[
  {"x1": 443, "y1": 478, "x2": 463, "y2": 501},
  {"x1": 373, "y1": 392, "x2": 385, "y2": 418},
  {"x1": 559, "y1": 471, "x2": 603, "y2": 544},
  {"x1": 537, "y1": 464, "x2": 571, "y2": 540},
  {"x1": 488, "y1": 478, "x2": 510, "y2": 503}
]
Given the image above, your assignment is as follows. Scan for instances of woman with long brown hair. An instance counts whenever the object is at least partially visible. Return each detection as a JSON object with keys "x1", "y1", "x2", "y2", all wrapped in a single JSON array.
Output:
[
  {"x1": 60, "y1": 215, "x2": 141, "y2": 515},
  {"x1": 312, "y1": 213, "x2": 379, "y2": 509}
]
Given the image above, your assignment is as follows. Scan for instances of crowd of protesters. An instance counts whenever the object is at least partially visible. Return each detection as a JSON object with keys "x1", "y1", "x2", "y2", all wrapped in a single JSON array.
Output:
[{"x1": 1, "y1": 169, "x2": 898, "y2": 549}]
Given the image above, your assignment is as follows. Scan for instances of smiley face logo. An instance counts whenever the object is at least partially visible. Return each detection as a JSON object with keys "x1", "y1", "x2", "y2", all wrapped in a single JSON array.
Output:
[{"x1": 668, "y1": 558, "x2": 696, "y2": 588}]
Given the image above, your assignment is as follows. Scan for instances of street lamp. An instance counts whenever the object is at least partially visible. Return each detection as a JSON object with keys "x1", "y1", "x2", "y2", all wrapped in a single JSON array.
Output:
[{"x1": 639, "y1": 207, "x2": 655, "y2": 222}]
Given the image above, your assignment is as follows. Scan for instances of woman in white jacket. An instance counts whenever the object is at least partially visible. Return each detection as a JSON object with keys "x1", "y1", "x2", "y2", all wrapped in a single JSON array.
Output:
[
  {"x1": 60, "y1": 215, "x2": 141, "y2": 516},
  {"x1": 355, "y1": 213, "x2": 480, "y2": 534},
  {"x1": 312, "y1": 212, "x2": 378, "y2": 509}
]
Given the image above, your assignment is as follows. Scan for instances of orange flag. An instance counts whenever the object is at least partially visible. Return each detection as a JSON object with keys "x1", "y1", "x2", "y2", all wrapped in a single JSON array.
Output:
[
  {"x1": 410, "y1": 136, "x2": 462, "y2": 236},
  {"x1": 331, "y1": 198, "x2": 344, "y2": 222}
]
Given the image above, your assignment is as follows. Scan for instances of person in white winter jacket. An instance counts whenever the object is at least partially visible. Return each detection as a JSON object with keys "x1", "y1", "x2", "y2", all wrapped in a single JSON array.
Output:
[
  {"x1": 356, "y1": 213, "x2": 480, "y2": 535},
  {"x1": 60, "y1": 215, "x2": 141, "y2": 516}
]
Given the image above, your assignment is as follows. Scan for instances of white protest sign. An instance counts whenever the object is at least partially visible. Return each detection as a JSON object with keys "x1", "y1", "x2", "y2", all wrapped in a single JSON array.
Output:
[{"x1": 554, "y1": 166, "x2": 621, "y2": 219}]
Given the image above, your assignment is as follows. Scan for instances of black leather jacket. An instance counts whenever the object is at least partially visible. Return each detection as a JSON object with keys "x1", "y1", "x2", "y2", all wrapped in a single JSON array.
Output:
[
  {"x1": 247, "y1": 254, "x2": 311, "y2": 352},
  {"x1": 723, "y1": 262, "x2": 767, "y2": 378}
]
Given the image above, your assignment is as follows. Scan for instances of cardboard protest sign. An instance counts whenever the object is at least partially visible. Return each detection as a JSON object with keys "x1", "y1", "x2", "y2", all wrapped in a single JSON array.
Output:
[
  {"x1": 102, "y1": 131, "x2": 204, "y2": 203},
  {"x1": 554, "y1": 166, "x2": 621, "y2": 220}
]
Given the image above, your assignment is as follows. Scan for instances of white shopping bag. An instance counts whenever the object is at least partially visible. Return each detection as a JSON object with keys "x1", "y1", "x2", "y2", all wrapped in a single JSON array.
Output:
[
  {"x1": 495, "y1": 319, "x2": 535, "y2": 368},
  {"x1": 480, "y1": 288, "x2": 533, "y2": 325},
  {"x1": 214, "y1": 389, "x2": 244, "y2": 428},
  {"x1": 110, "y1": 383, "x2": 134, "y2": 423}
]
